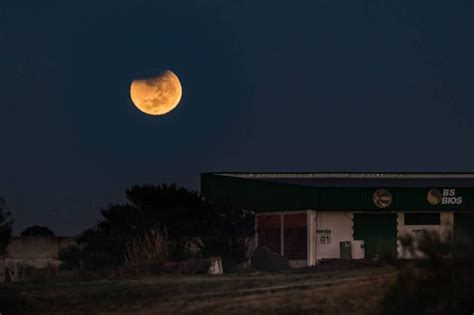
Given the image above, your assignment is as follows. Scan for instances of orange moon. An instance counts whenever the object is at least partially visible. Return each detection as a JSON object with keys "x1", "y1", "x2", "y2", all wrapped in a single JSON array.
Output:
[{"x1": 130, "y1": 70, "x2": 182, "y2": 116}]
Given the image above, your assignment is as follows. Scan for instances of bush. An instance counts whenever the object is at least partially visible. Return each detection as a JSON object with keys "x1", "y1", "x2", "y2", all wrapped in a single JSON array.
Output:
[
  {"x1": 125, "y1": 225, "x2": 168, "y2": 266},
  {"x1": 374, "y1": 240, "x2": 397, "y2": 263},
  {"x1": 20, "y1": 225, "x2": 55, "y2": 236},
  {"x1": 200, "y1": 237, "x2": 249, "y2": 271},
  {"x1": 81, "y1": 251, "x2": 119, "y2": 271},
  {"x1": 0, "y1": 198, "x2": 13, "y2": 256},
  {"x1": 58, "y1": 245, "x2": 82, "y2": 270},
  {"x1": 59, "y1": 242, "x2": 121, "y2": 272},
  {"x1": 57, "y1": 185, "x2": 254, "y2": 274},
  {"x1": 58, "y1": 185, "x2": 214, "y2": 272},
  {"x1": 168, "y1": 240, "x2": 195, "y2": 261},
  {"x1": 200, "y1": 205, "x2": 254, "y2": 271},
  {"x1": 381, "y1": 230, "x2": 474, "y2": 314}
]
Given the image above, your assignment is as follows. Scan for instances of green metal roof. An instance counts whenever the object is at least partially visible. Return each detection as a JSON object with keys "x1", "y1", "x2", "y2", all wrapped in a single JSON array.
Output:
[{"x1": 201, "y1": 173, "x2": 474, "y2": 212}]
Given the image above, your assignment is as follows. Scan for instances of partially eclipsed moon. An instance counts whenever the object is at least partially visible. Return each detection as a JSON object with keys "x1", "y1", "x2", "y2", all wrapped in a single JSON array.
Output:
[{"x1": 130, "y1": 70, "x2": 182, "y2": 116}]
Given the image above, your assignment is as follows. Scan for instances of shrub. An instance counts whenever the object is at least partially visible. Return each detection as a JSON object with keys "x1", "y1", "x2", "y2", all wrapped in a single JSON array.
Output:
[
  {"x1": 20, "y1": 225, "x2": 55, "y2": 236},
  {"x1": 168, "y1": 240, "x2": 195, "y2": 261},
  {"x1": 58, "y1": 245, "x2": 82, "y2": 270},
  {"x1": 125, "y1": 225, "x2": 168, "y2": 266},
  {"x1": 0, "y1": 198, "x2": 13, "y2": 256},
  {"x1": 57, "y1": 185, "x2": 254, "y2": 274},
  {"x1": 200, "y1": 237, "x2": 249, "y2": 271},
  {"x1": 381, "y1": 230, "x2": 474, "y2": 314},
  {"x1": 374, "y1": 239, "x2": 397, "y2": 262}
]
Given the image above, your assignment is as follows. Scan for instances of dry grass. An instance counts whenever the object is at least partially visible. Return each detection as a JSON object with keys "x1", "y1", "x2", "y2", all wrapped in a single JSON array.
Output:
[
  {"x1": 2, "y1": 266, "x2": 397, "y2": 315},
  {"x1": 125, "y1": 225, "x2": 168, "y2": 266}
]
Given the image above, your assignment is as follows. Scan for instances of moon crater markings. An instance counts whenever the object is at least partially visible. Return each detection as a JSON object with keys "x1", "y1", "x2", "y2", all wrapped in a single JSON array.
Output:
[{"x1": 130, "y1": 70, "x2": 182, "y2": 116}]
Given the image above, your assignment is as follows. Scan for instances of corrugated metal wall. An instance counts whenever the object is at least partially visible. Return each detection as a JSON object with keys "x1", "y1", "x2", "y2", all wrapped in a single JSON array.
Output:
[
  {"x1": 201, "y1": 173, "x2": 474, "y2": 212},
  {"x1": 283, "y1": 214, "x2": 307, "y2": 260},
  {"x1": 256, "y1": 213, "x2": 308, "y2": 260},
  {"x1": 256, "y1": 215, "x2": 281, "y2": 254}
]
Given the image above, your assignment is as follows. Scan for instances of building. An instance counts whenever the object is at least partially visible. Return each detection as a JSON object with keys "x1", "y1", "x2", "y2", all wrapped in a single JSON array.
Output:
[
  {"x1": 201, "y1": 172, "x2": 474, "y2": 267},
  {"x1": 0, "y1": 236, "x2": 76, "y2": 282}
]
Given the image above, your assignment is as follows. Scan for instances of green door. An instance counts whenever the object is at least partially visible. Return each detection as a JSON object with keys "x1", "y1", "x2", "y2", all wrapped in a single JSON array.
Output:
[
  {"x1": 454, "y1": 212, "x2": 474, "y2": 243},
  {"x1": 354, "y1": 213, "x2": 397, "y2": 259}
]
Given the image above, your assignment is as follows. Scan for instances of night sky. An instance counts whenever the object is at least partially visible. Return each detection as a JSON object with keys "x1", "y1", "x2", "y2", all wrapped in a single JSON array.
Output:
[{"x1": 1, "y1": 1, "x2": 474, "y2": 235}]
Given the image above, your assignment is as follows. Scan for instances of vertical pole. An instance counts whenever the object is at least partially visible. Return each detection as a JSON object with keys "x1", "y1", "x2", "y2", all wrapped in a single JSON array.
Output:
[
  {"x1": 396, "y1": 211, "x2": 402, "y2": 258},
  {"x1": 312, "y1": 211, "x2": 318, "y2": 265},
  {"x1": 281, "y1": 213, "x2": 284, "y2": 256},
  {"x1": 255, "y1": 214, "x2": 259, "y2": 249},
  {"x1": 307, "y1": 210, "x2": 316, "y2": 266}
]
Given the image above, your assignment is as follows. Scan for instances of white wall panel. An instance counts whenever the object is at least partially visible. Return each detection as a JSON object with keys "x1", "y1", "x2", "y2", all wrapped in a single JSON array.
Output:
[
  {"x1": 315, "y1": 212, "x2": 353, "y2": 260},
  {"x1": 397, "y1": 211, "x2": 454, "y2": 258}
]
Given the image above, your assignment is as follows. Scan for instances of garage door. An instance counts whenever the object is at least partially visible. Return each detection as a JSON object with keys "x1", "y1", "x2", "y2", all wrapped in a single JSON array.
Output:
[
  {"x1": 353, "y1": 213, "x2": 397, "y2": 259},
  {"x1": 284, "y1": 213, "x2": 307, "y2": 260},
  {"x1": 256, "y1": 215, "x2": 281, "y2": 254}
]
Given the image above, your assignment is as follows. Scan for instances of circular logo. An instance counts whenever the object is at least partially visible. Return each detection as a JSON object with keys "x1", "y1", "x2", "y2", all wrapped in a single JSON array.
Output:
[
  {"x1": 427, "y1": 189, "x2": 442, "y2": 205},
  {"x1": 373, "y1": 189, "x2": 392, "y2": 208}
]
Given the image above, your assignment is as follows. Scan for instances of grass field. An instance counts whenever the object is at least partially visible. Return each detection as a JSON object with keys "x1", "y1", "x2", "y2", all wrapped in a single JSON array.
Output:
[{"x1": 2, "y1": 266, "x2": 397, "y2": 315}]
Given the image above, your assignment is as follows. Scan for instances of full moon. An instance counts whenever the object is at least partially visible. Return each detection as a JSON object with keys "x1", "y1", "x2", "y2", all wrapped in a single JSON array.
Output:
[{"x1": 130, "y1": 70, "x2": 182, "y2": 116}]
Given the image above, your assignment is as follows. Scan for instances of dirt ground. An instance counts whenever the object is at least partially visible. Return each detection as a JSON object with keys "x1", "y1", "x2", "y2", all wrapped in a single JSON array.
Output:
[{"x1": 2, "y1": 266, "x2": 397, "y2": 315}]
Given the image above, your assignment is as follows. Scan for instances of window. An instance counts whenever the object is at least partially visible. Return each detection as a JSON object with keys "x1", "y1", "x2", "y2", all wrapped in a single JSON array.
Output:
[{"x1": 404, "y1": 212, "x2": 440, "y2": 225}]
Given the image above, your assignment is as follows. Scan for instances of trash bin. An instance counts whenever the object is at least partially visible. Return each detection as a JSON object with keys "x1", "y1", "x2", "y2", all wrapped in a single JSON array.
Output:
[{"x1": 340, "y1": 241, "x2": 352, "y2": 259}]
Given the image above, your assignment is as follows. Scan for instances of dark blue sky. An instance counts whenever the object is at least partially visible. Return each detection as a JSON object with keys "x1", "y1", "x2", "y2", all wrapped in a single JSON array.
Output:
[{"x1": 1, "y1": 1, "x2": 474, "y2": 235}]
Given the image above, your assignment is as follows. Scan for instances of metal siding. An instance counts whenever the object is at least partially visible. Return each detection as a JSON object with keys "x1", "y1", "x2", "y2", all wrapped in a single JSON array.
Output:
[
  {"x1": 256, "y1": 215, "x2": 281, "y2": 254},
  {"x1": 255, "y1": 176, "x2": 474, "y2": 188},
  {"x1": 201, "y1": 174, "x2": 474, "y2": 211},
  {"x1": 201, "y1": 173, "x2": 319, "y2": 211},
  {"x1": 283, "y1": 213, "x2": 307, "y2": 260}
]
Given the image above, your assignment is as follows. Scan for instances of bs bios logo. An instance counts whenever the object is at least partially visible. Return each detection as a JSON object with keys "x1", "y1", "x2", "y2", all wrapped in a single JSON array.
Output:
[
  {"x1": 427, "y1": 188, "x2": 462, "y2": 205},
  {"x1": 427, "y1": 189, "x2": 442, "y2": 205}
]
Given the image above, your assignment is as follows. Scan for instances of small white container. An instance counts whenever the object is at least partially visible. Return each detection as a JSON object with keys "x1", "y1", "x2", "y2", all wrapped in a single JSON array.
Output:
[
  {"x1": 351, "y1": 240, "x2": 365, "y2": 259},
  {"x1": 208, "y1": 257, "x2": 223, "y2": 275}
]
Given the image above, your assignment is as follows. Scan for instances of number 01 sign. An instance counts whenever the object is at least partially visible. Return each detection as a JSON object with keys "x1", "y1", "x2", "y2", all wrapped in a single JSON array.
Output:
[
  {"x1": 317, "y1": 229, "x2": 332, "y2": 244},
  {"x1": 320, "y1": 233, "x2": 331, "y2": 244}
]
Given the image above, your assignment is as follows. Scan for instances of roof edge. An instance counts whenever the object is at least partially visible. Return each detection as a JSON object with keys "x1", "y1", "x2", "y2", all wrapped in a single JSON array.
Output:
[{"x1": 202, "y1": 172, "x2": 474, "y2": 179}]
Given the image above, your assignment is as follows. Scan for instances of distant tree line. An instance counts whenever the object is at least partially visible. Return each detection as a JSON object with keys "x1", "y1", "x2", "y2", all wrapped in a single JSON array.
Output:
[{"x1": 20, "y1": 225, "x2": 55, "y2": 236}]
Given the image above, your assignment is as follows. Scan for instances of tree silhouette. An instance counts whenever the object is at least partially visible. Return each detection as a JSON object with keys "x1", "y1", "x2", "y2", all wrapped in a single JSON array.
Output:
[
  {"x1": 59, "y1": 184, "x2": 254, "y2": 270},
  {"x1": 20, "y1": 225, "x2": 55, "y2": 237},
  {"x1": 61, "y1": 184, "x2": 213, "y2": 270},
  {"x1": 0, "y1": 197, "x2": 13, "y2": 255}
]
